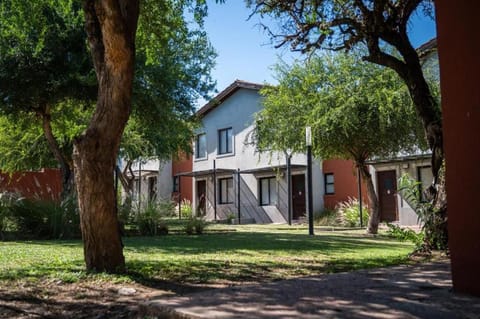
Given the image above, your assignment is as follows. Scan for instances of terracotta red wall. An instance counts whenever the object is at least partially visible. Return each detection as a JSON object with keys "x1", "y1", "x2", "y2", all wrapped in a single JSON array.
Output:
[
  {"x1": 322, "y1": 159, "x2": 367, "y2": 209},
  {"x1": 172, "y1": 153, "x2": 192, "y2": 203},
  {"x1": 436, "y1": 0, "x2": 480, "y2": 296},
  {"x1": 0, "y1": 168, "x2": 61, "y2": 202}
]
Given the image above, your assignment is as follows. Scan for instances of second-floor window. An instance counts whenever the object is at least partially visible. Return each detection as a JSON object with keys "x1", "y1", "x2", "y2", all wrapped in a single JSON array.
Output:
[
  {"x1": 218, "y1": 127, "x2": 233, "y2": 155},
  {"x1": 195, "y1": 133, "x2": 207, "y2": 159}
]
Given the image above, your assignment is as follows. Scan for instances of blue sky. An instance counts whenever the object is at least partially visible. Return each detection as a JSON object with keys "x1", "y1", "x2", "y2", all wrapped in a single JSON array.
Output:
[{"x1": 200, "y1": 1, "x2": 437, "y2": 106}]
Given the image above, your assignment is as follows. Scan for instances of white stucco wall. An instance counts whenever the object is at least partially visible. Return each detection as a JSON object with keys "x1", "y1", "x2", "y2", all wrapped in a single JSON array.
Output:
[
  {"x1": 192, "y1": 88, "x2": 323, "y2": 223},
  {"x1": 128, "y1": 159, "x2": 173, "y2": 203},
  {"x1": 157, "y1": 160, "x2": 172, "y2": 200}
]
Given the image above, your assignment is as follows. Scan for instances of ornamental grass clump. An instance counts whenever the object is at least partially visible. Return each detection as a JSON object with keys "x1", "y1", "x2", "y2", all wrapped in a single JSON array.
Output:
[{"x1": 335, "y1": 197, "x2": 369, "y2": 227}]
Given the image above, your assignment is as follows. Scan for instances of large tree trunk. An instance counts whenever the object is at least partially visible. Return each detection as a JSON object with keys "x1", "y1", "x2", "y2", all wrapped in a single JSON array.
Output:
[
  {"x1": 358, "y1": 163, "x2": 380, "y2": 234},
  {"x1": 73, "y1": 0, "x2": 139, "y2": 273}
]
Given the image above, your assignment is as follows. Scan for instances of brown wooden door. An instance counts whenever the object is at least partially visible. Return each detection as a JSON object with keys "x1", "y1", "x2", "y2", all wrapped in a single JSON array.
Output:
[
  {"x1": 377, "y1": 170, "x2": 398, "y2": 222},
  {"x1": 292, "y1": 175, "x2": 306, "y2": 219},
  {"x1": 196, "y1": 180, "x2": 206, "y2": 215}
]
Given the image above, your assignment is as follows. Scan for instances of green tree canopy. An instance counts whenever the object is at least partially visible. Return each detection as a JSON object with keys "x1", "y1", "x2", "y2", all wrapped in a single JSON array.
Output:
[
  {"x1": 0, "y1": 100, "x2": 91, "y2": 173},
  {"x1": 257, "y1": 52, "x2": 426, "y2": 233},
  {"x1": 0, "y1": 0, "x2": 217, "y2": 271},
  {"x1": 0, "y1": 0, "x2": 96, "y2": 114},
  {"x1": 0, "y1": 0, "x2": 215, "y2": 173},
  {"x1": 248, "y1": 2, "x2": 447, "y2": 242}
]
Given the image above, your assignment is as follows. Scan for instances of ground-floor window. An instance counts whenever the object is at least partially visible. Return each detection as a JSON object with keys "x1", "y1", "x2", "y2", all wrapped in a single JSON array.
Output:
[
  {"x1": 219, "y1": 177, "x2": 233, "y2": 204},
  {"x1": 260, "y1": 177, "x2": 277, "y2": 206},
  {"x1": 324, "y1": 173, "x2": 335, "y2": 195}
]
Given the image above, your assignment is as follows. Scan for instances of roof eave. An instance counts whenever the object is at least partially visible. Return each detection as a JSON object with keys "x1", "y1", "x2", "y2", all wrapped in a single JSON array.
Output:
[{"x1": 197, "y1": 80, "x2": 264, "y2": 118}]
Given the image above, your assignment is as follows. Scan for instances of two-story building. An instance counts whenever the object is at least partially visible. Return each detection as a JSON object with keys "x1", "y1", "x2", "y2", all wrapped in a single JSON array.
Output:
[{"x1": 175, "y1": 80, "x2": 324, "y2": 223}]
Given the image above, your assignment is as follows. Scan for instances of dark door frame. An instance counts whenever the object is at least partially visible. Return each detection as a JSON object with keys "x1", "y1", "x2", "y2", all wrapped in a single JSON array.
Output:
[
  {"x1": 196, "y1": 179, "x2": 207, "y2": 216},
  {"x1": 376, "y1": 170, "x2": 398, "y2": 222},
  {"x1": 291, "y1": 174, "x2": 306, "y2": 220}
]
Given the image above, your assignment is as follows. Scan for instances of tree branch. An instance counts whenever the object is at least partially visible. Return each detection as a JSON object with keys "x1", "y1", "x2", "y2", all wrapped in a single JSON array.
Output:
[
  {"x1": 39, "y1": 106, "x2": 70, "y2": 175},
  {"x1": 82, "y1": 0, "x2": 105, "y2": 77},
  {"x1": 363, "y1": 38, "x2": 409, "y2": 80}
]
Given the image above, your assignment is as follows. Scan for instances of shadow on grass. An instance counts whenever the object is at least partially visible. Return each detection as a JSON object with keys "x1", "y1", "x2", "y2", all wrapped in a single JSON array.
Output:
[
  {"x1": 0, "y1": 231, "x2": 413, "y2": 293},
  {"x1": 123, "y1": 255, "x2": 411, "y2": 290},
  {"x1": 123, "y1": 232, "x2": 410, "y2": 255}
]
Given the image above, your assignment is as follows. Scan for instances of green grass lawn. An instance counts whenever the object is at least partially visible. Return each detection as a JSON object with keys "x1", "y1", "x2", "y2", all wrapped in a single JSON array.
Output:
[{"x1": 0, "y1": 224, "x2": 414, "y2": 288}]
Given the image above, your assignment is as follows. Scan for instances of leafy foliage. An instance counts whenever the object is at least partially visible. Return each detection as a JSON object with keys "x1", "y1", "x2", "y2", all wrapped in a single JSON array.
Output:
[
  {"x1": 5, "y1": 195, "x2": 80, "y2": 239},
  {"x1": 314, "y1": 208, "x2": 337, "y2": 226},
  {"x1": 335, "y1": 197, "x2": 369, "y2": 228},
  {"x1": 386, "y1": 223, "x2": 425, "y2": 250},
  {"x1": 0, "y1": 0, "x2": 217, "y2": 174},
  {"x1": 0, "y1": 101, "x2": 91, "y2": 172},
  {"x1": 257, "y1": 53, "x2": 425, "y2": 160},
  {"x1": 184, "y1": 216, "x2": 207, "y2": 235},
  {"x1": 257, "y1": 52, "x2": 426, "y2": 234},
  {"x1": 122, "y1": 0, "x2": 217, "y2": 162},
  {"x1": 314, "y1": 200, "x2": 368, "y2": 228},
  {"x1": 134, "y1": 200, "x2": 175, "y2": 236},
  {"x1": 0, "y1": 193, "x2": 16, "y2": 238},
  {"x1": 249, "y1": 0, "x2": 446, "y2": 242},
  {"x1": 0, "y1": 0, "x2": 95, "y2": 115},
  {"x1": 398, "y1": 173, "x2": 448, "y2": 251},
  {"x1": 0, "y1": 0, "x2": 94, "y2": 191},
  {"x1": 180, "y1": 199, "x2": 193, "y2": 219}
]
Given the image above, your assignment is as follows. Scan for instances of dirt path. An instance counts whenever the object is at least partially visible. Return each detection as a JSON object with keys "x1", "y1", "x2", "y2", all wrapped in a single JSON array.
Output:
[{"x1": 0, "y1": 280, "x2": 166, "y2": 319}]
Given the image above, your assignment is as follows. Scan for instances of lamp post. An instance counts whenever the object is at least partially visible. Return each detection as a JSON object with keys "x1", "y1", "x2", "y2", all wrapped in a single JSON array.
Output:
[
  {"x1": 306, "y1": 127, "x2": 314, "y2": 236},
  {"x1": 286, "y1": 151, "x2": 292, "y2": 226}
]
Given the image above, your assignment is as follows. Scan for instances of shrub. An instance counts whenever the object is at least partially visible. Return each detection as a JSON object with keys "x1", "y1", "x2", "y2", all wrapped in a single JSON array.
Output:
[
  {"x1": 184, "y1": 220, "x2": 194, "y2": 235},
  {"x1": 386, "y1": 223, "x2": 424, "y2": 249},
  {"x1": 8, "y1": 196, "x2": 80, "y2": 239},
  {"x1": 335, "y1": 197, "x2": 369, "y2": 227},
  {"x1": 314, "y1": 208, "x2": 337, "y2": 226},
  {"x1": 0, "y1": 192, "x2": 17, "y2": 239},
  {"x1": 136, "y1": 200, "x2": 165, "y2": 236},
  {"x1": 226, "y1": 212, "x2": 235, "y2": 224},
  {"x1": 398, "y1": 173, "x2": 447, "y2": 251},
  {"x1": 184, "y1": 216, "x2": 207, "y2": 235},
  {"x1": 180, "y1": 199, "x2": 193, "y2": 219},
  {"x1": 157, "y1": 199, "x2": 176, "y2": 217}
]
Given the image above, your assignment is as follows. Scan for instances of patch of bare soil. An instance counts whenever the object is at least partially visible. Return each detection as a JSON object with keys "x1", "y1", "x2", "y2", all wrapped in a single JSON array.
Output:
[{"x1": 0, "y1": 280, "x2": 172, "y2": 319}]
